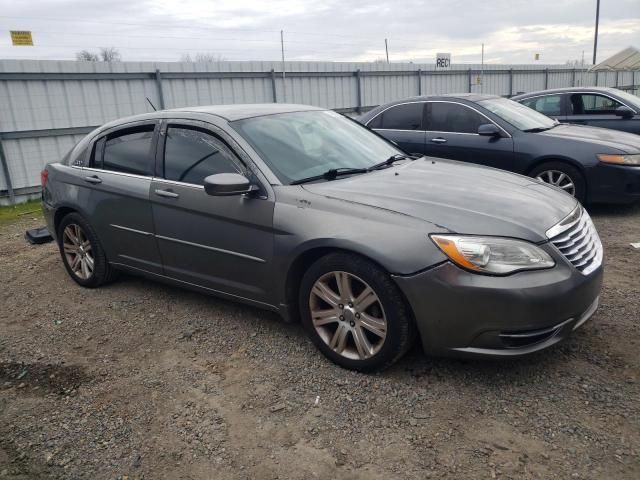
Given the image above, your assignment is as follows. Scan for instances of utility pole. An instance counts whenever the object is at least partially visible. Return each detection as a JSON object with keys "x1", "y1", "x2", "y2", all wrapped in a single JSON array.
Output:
[
  {"x1": 280, "y1": 30, "x2": 286, "y2": 102},
  {"x1": 593, "y1": 0, "x2": 600, "y2": 65},
  {"x1": 385, "y1": 38, "x2": 389, "y2": 63},
  {"x1": 480, "y1": 43, "x2": 484, "y2": 93}
]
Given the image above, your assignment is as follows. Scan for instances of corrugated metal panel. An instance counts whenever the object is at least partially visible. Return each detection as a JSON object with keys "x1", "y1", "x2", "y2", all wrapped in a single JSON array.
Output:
[{"x1": 1, "y1": 59, "x2": 638, "y2": 197}]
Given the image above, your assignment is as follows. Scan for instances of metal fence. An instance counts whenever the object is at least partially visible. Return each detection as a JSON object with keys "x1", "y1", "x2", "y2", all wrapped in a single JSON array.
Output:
[{"x1": 1, "y1": 59, "x2": 639, "y2": 204}]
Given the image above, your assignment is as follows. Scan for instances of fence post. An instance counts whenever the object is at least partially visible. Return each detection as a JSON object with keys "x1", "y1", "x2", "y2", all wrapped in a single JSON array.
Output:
[
  {"x1": 417, "y1": 69, "x2": 422, "y2": 95},
  {"x1": 355, "y1": 69, "x2": 362, "y2": 114},
  {"x1": 544, "y1": 68, "x2": 549, "y2": 89},
  {"x1": 0, "y1": 137, "x2": 16, "y2": 205},
  {"x1": 270, "y1": 69, "x2": 278, "y2": 103},
  {"x1": 468, "y1": 69, "x2": 472, "y2": 93},
  {"x1": 615, "y1": 71, "x2": 619, "y2": 87},
  {"x1": 595, "y1": 71, "x2": 599, "y2": 86},
  {"x1": 154, "y1": 69, "x2": 165, "y2": 110},
  {"x1": 571, "y1": 69, "x2": 576, "y2": 87},
  {"x1": 508, "y1": 68, "x2": 513, "y2": 97}
]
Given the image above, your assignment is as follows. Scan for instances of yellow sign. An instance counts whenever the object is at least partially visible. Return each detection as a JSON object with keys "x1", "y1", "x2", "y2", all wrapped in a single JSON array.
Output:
[{"x1": 10, "y1": 31, "x2": 33, "y2": 46}]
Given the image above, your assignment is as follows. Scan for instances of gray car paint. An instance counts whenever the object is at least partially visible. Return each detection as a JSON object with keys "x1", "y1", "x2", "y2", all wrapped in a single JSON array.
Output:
[{"x1": 42, "y1": 104, "x2": 601, "y2": 357}]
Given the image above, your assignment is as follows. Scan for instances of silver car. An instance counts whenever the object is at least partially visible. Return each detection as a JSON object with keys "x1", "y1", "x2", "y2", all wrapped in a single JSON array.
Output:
[{"x1": 42, "y1": 104, "x2": 603, "y2": 371}]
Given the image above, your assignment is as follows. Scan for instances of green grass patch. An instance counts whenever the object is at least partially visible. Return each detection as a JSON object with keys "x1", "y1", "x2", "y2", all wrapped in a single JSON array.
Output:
[{"x1": 0, "y1": 200, "x2": 43, "y2": 224}]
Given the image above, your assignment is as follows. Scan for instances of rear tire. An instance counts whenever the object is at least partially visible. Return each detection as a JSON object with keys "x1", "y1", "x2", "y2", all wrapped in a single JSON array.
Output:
[
  {"x1": 57, "y1": 212, "x2": 117, "y2": 288},
  {"x1": 299, "y1": 252, "x2": 415, "y2": 372},
  {"x1": 529, "y1": 161, "x2": 586, "y2": 203}
]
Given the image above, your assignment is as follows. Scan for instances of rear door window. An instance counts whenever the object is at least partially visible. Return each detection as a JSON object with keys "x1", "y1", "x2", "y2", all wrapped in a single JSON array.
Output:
[
  {"x1": 163, "y1": 126, "x2": 243, "y2": 185},
  {"x1": 570, "y1": 94, "x2": 623, "y2": 115},
  {"x1": 521, "y1": 95, "x2": 562, "y2": 116},
  {"x1": 427, "y1": 102, "x2": 487, "y2": 133},
  {"x1": 95, "y1": 125, "x2": 156, "y2": 175},
  {"x1": 378, "y1": 103, "x2": 424, "y2": 130}
]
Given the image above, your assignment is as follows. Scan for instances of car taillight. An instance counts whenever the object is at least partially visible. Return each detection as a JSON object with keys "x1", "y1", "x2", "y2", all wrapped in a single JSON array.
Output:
[{"x1": 40, "y1": 169, "x2": 49, "y2": 187}]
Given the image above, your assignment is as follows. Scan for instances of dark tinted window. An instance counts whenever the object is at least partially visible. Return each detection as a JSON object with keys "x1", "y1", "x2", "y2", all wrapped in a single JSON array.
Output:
[
  {"x1": 101, "y1": 126, "x2": 155, "y2": 175},
  {"x1": 427, "y1": 102, "x2": 487, "y2": 133},
  {"x1": 379, "y1": 103, "x2": 423, "y2": 130},
  {"x1": 570, "y1": 94, "x2": 623, "y2": 115},
  {"x1": 367, "y1": 112, "x2": 383, "y2": 129},
  {"x1": 163, "y1": 126, "x2": 242, "y2": 185},
  {"x1": 521, "y1": 95, "x2": 562, "y2": 116}
]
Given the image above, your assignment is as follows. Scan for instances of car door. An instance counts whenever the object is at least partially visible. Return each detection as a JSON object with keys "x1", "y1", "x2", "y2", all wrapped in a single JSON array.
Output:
[
  {"x1": 422, "y1": 101, "x2": 514, "y2": 170},
  {"x1": 150, "y1": 120, "x2": 275, "y2": 305},
  {"x1": 81, "y1": 121, "x2": 163, "y2": 274},
  {"x1": 367, "y1": 102, "x2": 426, "y2": 154},
  {"x1": 566, "y1": 92, "x2": 637, "y2": 133}
]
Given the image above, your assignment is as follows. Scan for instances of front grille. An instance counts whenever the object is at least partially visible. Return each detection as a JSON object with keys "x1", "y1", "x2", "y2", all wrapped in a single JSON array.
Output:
[{"x1": 547, "y1": 206, "x2": 603, "y2": 275}]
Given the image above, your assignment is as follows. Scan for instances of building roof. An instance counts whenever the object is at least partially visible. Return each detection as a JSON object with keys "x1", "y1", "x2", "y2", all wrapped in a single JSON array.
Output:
[{"x1": 591, "y1": 46, "x2": 640, "y2": 71}]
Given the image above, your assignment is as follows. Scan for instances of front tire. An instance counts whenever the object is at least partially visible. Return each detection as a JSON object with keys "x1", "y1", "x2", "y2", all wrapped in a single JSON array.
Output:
[
  {"x1": 530, "y1": 161, "x2": 586, "y2": 202},
  {"x1": 57, "y1": 212, "x2": 116, "y2": 288},
  {"x1": 299, "y1": 253, "x2": 415, "y2": 372}
]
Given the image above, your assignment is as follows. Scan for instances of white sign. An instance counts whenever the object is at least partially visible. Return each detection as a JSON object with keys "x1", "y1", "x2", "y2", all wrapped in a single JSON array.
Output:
[{"x1": 435, "y1": 53, "x2": 451, "y2": 70}]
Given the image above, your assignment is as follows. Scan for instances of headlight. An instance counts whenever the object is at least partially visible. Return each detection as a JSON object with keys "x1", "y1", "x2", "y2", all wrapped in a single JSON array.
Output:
[
  {"x1": 597, "y1": 154, "x2": 640, "y2": 166},
  {"x1": 431, "y1": 235, "x2": 555, "y2": 275}
]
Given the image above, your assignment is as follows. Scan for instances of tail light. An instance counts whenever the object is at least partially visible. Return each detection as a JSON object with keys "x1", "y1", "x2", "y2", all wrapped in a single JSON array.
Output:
[{"x1": 40, "y1": 169, "x2": 49, "y2": 187}]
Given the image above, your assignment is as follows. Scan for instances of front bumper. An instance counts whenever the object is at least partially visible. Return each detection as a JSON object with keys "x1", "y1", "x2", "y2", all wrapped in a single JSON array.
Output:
[
  {"x1": 392, "y1": 258, "x2": 603, "y2": 358},
  {"x1": 586, "y1": 163, "x2": 640, "y2": 204}
]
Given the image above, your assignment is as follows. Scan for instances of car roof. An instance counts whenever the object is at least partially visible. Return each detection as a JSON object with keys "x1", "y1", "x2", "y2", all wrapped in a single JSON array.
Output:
[
  {"x1": 358, "y1": 93, "x2": 501, "y2": 122},
  {"x1": 97, "y1": 103, "x2": 325, "y2": 131},
  {"x1": 511, "y1": 86, "x2": 619, "y2": 99}
]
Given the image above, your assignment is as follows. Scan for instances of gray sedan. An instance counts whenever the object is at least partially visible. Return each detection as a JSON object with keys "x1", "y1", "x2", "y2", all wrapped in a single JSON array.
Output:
[{"x1": 42, "y1": 104, "x2": 603, "y2": 371}]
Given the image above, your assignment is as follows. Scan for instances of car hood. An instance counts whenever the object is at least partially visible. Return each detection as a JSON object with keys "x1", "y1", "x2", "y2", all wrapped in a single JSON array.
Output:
[
  {"x1": 539, "y1": 124, "x2": 640, "y2": 153},
  {"x1": 302, "y1": 159, "x2": 577, "y2": 243}
]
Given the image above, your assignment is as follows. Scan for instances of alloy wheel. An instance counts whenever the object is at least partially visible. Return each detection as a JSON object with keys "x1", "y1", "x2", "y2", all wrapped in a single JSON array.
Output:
[
  {"x1": 309, "y1": 271, "x2": 387, "y2": 361},
  {"x1": 62, "y1": 224, "x2": 94, "y2": 280},
  {"x1": 535, "y1": 170, "x2": 576, "y2": 196}
]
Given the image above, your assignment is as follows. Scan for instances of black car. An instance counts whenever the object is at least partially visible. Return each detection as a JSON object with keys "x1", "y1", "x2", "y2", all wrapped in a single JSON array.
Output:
[
  {"x1": 512, "y1": 87, "x2": 640, "y2": 135},
  {"x1": 358, "y1": 94, "x2": 640, "y2": 204}
]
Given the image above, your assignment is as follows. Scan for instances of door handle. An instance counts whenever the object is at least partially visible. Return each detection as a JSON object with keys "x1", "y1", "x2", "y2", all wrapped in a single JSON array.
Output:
[
  {"x1": 430, "y1": 137, "x2": 447, "y2": 144},
  {"x1": 154, "y1": 189, "x2": 180, "y2": 199},
  {"x1": 84, "y1": 175, "x2": 102, "y2": 184}
]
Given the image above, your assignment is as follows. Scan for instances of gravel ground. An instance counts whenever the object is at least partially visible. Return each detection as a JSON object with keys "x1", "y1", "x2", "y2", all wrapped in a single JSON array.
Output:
[{"x1": 1, "y1": 205, "x2": 639, "y2": 479}]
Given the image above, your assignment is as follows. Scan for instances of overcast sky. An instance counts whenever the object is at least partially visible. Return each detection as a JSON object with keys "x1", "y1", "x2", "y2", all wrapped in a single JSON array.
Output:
[{"x1": 0, "y1": 0, "x2": 638, "y2": 65}]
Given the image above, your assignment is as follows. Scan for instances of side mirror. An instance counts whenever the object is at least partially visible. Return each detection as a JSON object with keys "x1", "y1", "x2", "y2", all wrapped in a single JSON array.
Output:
[
  {"x1": 478, "y1": 123, "x2": 501, "y2": 137},
  {"x1": 204, "y1": 173, "x2": 257, "y2": 196},
  {"x1": 615, "y1": 106, "x2": 635, "y2": 119}
]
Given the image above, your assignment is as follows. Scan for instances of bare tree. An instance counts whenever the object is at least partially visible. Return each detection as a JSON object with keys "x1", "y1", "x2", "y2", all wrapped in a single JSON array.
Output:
[
  {"x1": 99, "y1": 47, "x2": 121, "y2": 62},
  {"x1": 76, "y1": 50, "x2": 99, "y2": 62},
  {"x1": 181, "y1": 52, "x2": 226, "y2": 63},
  {"x1": 75, "y1": 47, "x2": 121, "y2": 62}
]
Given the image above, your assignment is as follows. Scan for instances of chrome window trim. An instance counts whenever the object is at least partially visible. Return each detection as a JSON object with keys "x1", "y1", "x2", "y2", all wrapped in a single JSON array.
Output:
[
  {"x1": 365, "y1": 100, "x2": 426, "y2": 131},
  {"x1": 76, "y1": 165, "x2": 153, "y2": 181},
  {"x1": 522, "y1": 92, "x2": 634, "y2": 113},
  {"x1": 426, "y1": 100, "x2": 512, "y2": 137},
  {"x1": 152, "y1": 177, "x2": 205, "y2": 190},
  {"x1": 367, "y1": 100, "x2": 511, "y2": 138}
]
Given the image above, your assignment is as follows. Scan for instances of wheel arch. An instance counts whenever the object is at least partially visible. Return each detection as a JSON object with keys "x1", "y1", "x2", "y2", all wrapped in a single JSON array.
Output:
[
  {"x1": 524, "y1": 155, "x2": 587, "y2": 177},
  {"x1": 53, "y1": 206, "x2": 78, "y2": 236},
  {"x1": 283, "y1": 246, "x2": 416, "y2": 326}
]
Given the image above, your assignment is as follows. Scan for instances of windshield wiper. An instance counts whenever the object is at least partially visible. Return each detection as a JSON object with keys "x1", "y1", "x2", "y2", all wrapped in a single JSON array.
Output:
[
  {"x1": 367, "y1": 153, "x2": 418, "y2": 171},
  {"x1": 523, "y1": 124, "x2": 558, "y2": 133},
  {"x1": 290, "y1": 167, "x2": 369, "y2": 185}
]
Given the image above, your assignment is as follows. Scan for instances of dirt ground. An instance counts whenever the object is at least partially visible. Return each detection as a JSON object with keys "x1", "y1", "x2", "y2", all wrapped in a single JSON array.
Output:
[{"x1": 1, "y1": 204, "x2": 639, "y2": 480}]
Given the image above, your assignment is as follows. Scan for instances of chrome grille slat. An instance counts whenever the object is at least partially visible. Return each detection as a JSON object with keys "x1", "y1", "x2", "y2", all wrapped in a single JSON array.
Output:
[{"x1": 548, "y1": 207, "x2": 603, "y2": 275}]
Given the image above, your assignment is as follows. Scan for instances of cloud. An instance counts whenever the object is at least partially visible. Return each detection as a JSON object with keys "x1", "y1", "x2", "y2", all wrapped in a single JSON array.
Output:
[{"x1": 0, "y1": 0, "x2": 638, "y2": 64}]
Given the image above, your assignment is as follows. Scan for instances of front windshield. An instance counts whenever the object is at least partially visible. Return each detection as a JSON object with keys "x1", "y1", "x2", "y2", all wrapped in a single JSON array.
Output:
[
  {"x1": 610, "y1": 89, "x2": 640, "y2": 110},
  {"x1": 479, "y1": 97, "x2": 557, "y2": 131},
  {"x1": 232, "y1": 110, "x2": 403, "y2": 184}
]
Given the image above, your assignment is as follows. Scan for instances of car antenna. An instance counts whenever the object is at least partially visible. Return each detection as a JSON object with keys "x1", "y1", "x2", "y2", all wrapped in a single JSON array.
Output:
[{"x1": 146, "y1": 97, "x2": 158, "y2": 111}]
